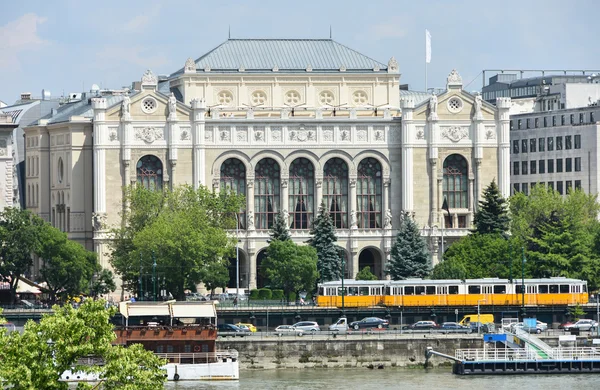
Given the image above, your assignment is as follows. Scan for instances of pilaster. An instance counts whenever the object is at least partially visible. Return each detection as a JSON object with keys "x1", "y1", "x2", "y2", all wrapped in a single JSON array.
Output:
[
  {"x1": 191, "y1": 98, "x2": 206, "y2": 189},
  {"x1": 400, "y1": 97, "x2": 415, "y2": 212},
  {"x1": 497, "y1": 97, "x2": 512, "y2": 198}
]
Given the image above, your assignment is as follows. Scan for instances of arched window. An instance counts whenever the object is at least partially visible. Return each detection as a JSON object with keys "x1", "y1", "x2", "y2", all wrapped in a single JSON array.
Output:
[
  {"x1": 357, "y1": 158, "x2": 382, "y2": 229},
  {"x1": 255, "y1": 158, "x2": 280, "y2": 230},
  {"x1": 136, "y1": 155, "x2": 163, "y2": 190},
  {"x1": 220, "y1": 158, "x2": 247, "y2": 230},
  {"x1": 289, "y1": 158, "x2": 314, "y2": 230},
  {"x1": 443, "y1": 154, "x2": 468, "y2": 209},
  {"x1": 324, "y1": 158, "x2": 348, "y2": 228}
]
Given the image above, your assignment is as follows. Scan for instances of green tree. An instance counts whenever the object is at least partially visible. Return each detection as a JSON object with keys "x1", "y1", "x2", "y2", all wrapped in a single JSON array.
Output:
[
  {"x1": 473, "y1": 179, "x2": 510, "y2": 235},
  {"x1": 261, "y1": 239, "x2": 318, "y2": 300},
  {"x1": 202, "y1": 259, "x2": 230, "y2": 295},
  {"x1": 387, "y1": 212, "x2": 430, "y2": 280},
  {"x1": 0, "y1": 207, "x2": 44, "y2": 304},
  {"x1": 89, "y1": 269, "x2": 117, "y2": 299},
  {"x1": 308, "y1": 201, "x2": 341, "y2": 282},
  {"x1": 110, "y1": 185, "x2": 244, "y2": 300},
  {"x1": 0, "y1": 300, "x2": 166, "y2": 389},
  {"x1": 355, "y1": 266, "x2": 378, "y2": 281},
  {"x1": 268, "y1": 211, "x2": 291, "y2": 242},
  {"x1": 431, "y1": 258, "x2": 467, "y2": 280}
]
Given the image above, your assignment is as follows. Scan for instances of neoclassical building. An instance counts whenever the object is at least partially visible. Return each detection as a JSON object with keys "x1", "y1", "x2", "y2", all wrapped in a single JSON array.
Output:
[{"x1": 24, "y1": 39, "x2": 510, "y2": 292}]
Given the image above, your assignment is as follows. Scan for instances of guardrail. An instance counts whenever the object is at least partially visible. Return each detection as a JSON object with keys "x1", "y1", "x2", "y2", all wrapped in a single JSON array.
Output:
[
  {"x1": 156, "y1": 350, "x2": 239, "y2": 364},
  {"x1": 456, "y1": 348, "x2": 538, "y2": 361}
]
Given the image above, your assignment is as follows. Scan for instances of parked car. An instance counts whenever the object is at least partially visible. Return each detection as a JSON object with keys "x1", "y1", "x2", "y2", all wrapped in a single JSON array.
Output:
[
  {"x1": 217, "y1": 323, "x2": 249, "y2": 337},
  {"x1": 536, "y1": 320, "x2": 548, "y2": 331},
  {"x1": 563, "y1": 319, "x2": 599, "y2": 332},
  {"x1": 510, "y1": 322, "x2": 543, "y2": 334},
  {"x1": 559, "y1": 321, "x2": 575, "y2": 329},
  {"x1": 349, "y1": 317, "x2": 389, "y2": 330},
  {"x1": 407, "y1": 320, "x2": 438, "y2": 330},
  {"x1": 274, "y1": 325, "x2": 304, "y2": 336},
  {"x1": 236, "y1": 322, "x2": 257, "y2": 332},
  {"x1": 291, "y1": 321, "x2": 320, "y2": 332},
  {"x1": 469, "y1": 322, "x2": 496, "y2": 333},
  {"x1": 440, "y1": 322, "x2": 472, "y2": 334}
]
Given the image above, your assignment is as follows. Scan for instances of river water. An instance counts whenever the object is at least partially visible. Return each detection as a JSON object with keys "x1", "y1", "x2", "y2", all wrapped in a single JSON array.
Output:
[{"x1": 165, "y1": 368, "x2": 599, "y2": 389}]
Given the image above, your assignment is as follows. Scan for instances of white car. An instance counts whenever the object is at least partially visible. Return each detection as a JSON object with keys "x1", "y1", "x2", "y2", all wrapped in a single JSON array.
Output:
[
  {"x1": 564, "y1": 319, "x2": 599, "y2": 331},
  {"x1": 274, "y1": 325, "x2": 304, "y2": 336}
]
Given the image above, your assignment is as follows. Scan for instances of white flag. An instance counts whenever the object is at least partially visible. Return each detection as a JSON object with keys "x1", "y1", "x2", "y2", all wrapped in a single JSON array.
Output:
[{"x1": 425, "y1": 29, "x2": 431, "y2": 64}]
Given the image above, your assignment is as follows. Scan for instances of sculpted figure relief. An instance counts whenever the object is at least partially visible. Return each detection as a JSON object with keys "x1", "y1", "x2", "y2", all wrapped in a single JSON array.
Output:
[
  {"x1": 168, "y1": 93, "x2": 177, "y2": 116},
  {"x1": 429, "y1": 93, "x2": 438, "y2": 115},
  {"x1": 121, "y1": 95, "x2": 130, "y2": 116}
]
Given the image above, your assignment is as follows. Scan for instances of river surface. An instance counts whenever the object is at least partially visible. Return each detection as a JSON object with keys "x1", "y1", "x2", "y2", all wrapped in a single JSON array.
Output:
[{"x1": 165, "y1": 368, "x2": 599, "y2": 389}]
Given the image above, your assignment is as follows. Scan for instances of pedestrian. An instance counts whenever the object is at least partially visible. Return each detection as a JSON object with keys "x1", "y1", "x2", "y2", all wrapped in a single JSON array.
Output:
[{"x1": 233, "y1": 296, "x2": 238, "y2": 307}]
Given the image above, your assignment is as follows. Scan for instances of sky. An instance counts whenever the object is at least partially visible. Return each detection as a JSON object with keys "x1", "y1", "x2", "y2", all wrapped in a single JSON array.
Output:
[{"x1": 1, "y1": 0, "x2": 599, "y2": 105}]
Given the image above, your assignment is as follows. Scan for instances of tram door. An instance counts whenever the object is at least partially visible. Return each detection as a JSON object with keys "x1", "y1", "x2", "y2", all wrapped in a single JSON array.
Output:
[{"x1": 482, "y1": 285, "x2": 493, "y2": 305}]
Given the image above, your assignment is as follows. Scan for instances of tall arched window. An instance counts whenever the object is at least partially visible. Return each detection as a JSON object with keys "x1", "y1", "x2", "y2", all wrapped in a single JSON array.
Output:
[
  {"x1": 220, "y1": 158, "x2": 247, "y2": 230},
  {"x1": 255, "y1": 158, "x2": 280, "y2": 230},
  {"x1": 324, "y1": 158, "x2": 348, "y2": 228},
  {"x1": 443, "y1": 154, "x2": 469, "y2": 209},
  {"x1": 289, "y1": 158, "x2": 314, "y2": 230},
  {"x1": 136, "y1": 155, "x2": 163, "y2": 190},
  {"x1": 357, "y1": 158, "x2": 382, "y2": 229}
]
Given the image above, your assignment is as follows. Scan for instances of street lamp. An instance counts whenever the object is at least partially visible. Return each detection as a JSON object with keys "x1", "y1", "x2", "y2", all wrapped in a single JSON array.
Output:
[
  {"x1": 234, "y1": 213, "x2": 240, "y2": 307},
  {"x1": 477, "y1": 299, "x2": 486, "y2": 334}
]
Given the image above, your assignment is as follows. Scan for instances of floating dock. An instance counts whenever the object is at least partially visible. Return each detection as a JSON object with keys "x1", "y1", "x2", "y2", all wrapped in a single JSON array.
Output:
[{"x1": 427, "y1": 329, "x2": 600, "y2": 375}]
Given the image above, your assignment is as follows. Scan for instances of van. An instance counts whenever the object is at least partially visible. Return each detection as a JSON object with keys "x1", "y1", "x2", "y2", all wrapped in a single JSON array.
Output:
[
  {"x1": 459, "y1": 314, "x2": 495, "y2": 326},
  {"x1": 329, "y1": 317, "x2": 349, "y2": 332}
]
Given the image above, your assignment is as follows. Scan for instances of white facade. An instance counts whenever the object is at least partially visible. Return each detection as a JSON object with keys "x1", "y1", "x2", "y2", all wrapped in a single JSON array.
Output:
[{"x1": 0, "y1": 113, "x2": 17, "y2": 211}]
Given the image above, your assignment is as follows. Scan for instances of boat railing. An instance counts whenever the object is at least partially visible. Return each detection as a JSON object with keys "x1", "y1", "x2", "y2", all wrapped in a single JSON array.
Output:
[
  {"x1": 553, "y1": 347, "x2": 600, "y2": 360},
  {"x1": 456, "y1": 348, "x2": 537, "y2": 362},
  {"x1": 155, "y1": 350, "x2": 239, "y2": 364},
  {"x1": 513, "y1": 328, "x2": 554, "y2": 358}
]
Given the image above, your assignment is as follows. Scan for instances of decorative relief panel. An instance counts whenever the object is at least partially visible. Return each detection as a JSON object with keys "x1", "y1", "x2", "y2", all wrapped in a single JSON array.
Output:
[
  {"x1": 374, "y1": 126, "x2": 385, "y2": 142},
  {"x1": 485, "y1": 126, "x2": 496, "y2": 140},
  {"x1": 236, "y1": 126, "x2": 248, "y2": 142},
  {"x1": 135, "y1": 127, "x2": 164, "y2": 144},
  {"x1": 357, "y1": 126, "x2": 368, "y2": 142},
  {"x1": 218, "y1": 126, "x2": 231, "y2": 142},
  {"x1": 415, "y1": 126, "x2": 425, "y2": 140},
  {"x1": 289, "y1": 125, "x2": 316, "y2": 142},
  {"x1": 70, "y1": 212, "x2": 86, "y2": 232},
  {"x1": 271, "y1": 127, "x2": 282, "y2": 142},
  {"x1": 108, "y1": 127, "x2": 118, "y2": 142},
  {"x1": 339, "y1": 126, "x2": 351, "y2": 142},
  {"x1": 441, "y1": 126, "x2": 469, "y2": 142},
  {"x1": 205, "y1": 126, "x2": 214, "y2": 142},
  {"x1": 254, "y1": 126, "x2": 265, "y2": 142},
  {"x1": 322, "y1": 126, "x2": 334, "y2": 142},
  {"x1": 180, "y1": 127, "x2": 191, "y2": 141},
  {"x1": 0, "y1": 138, "x2": 7, "y2": 156}
]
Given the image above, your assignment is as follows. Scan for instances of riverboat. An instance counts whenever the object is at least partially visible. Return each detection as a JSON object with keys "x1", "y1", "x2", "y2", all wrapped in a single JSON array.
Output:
[{"x1": 61, "y1": 300, "x2": 239, "y2": 382}]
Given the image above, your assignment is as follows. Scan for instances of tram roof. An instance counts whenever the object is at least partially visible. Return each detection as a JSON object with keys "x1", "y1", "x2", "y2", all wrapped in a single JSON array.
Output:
[{"x1": 319, "y1": 277, "x2": 586, "y2": 286}]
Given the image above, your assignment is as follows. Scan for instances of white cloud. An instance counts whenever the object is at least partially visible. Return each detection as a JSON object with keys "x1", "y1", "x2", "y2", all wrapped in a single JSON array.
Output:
[
  {"x1": 122, "y1": 4, "x2": 161, "y2": 32},
  {"x1": 0, "y1": 13, "x2": 48, "y2": 70}
]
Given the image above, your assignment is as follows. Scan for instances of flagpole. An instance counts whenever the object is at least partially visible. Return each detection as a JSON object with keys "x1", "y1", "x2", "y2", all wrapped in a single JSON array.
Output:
[{"x1": 425, "y1": 30, "x2": 428, "y2": 92}]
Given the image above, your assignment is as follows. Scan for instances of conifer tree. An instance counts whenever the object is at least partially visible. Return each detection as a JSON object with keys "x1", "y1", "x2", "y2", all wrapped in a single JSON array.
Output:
[
  {"x1": 268, "y1": 211, "x2": 291, "y2": 242},
  {"x1": 473, "y1": 179, "x2": 510, "y2": 235},
  {"x1": 387, "y1": 212, "x2": 431, "y2": 280},
  {"x1": 308, "y1": 201, "x2": 342, "y2": 282}
]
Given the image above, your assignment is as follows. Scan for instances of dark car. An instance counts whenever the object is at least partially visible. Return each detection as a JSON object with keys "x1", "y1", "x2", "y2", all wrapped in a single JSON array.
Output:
[
  {"x1": 217, "y1": 323, "x2": 249, "y2": 337},
  {"x1": 349, "y1": 317, "x2": 389, "y2": 330},
  {"x1": 440, "y1": 322, "x2": 472, "y2": 334},
  {"x1": 407, "y1": 320, "x2": 438, "y2": 330}
]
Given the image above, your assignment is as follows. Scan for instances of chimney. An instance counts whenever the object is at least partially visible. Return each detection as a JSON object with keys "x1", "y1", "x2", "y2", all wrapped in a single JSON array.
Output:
[{"x1": 21, "y1": 92, "x2": 32, "y2": 100}]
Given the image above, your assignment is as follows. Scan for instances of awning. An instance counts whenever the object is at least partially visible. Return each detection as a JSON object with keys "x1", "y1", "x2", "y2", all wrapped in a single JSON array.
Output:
[
  {"x1": 171, "y1": 302, "x2": 217, "y2": 318},
  {"x1": 16, "y1": 283, "x2": 41, "y2": 294},
  {"x1": 120, "y1": 302, "x2": 171, "y2": 318}
]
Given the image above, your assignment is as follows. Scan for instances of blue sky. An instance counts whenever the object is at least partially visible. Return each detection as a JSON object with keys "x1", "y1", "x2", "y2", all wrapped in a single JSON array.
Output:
[{"x1": 1, "y1": 0, "x2": 599, "y2": 104}]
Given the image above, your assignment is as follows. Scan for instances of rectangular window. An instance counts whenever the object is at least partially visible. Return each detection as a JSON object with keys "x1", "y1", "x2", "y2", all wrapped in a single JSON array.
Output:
[
  {"x1": 570, "y1": 114, "x2": 575, "y2": 124},
  {"x1": 549, "y1": 285, "x2": 559, "y2": 293},
  {"x1": 468, "y1": 285, "x2": 481, "y2": 294},
  {"x1": 543, "y1": 117, "x2": 548, "y2": 127},
  {"x1": 449, "y1": 285, "x2": 459, "y2": 294},
  {"x1": 575, "y1": 180, "x2": 582, "y2": 190},
  {"x1": 565, "y1": 135, "x2": 572, "y2": 150},
  {"x1": 522, "y1": 139, "x2": 528, "y2": 153},
  {"x1": 530, "y1": 138, "x2": 536, "y2": 153},
  {"x1": 518, "y1": 119, "x2": 522, "y2": 130},
  {"x1": 404, "y1": 286, "x2": 414, "y2": 295},
  {"x1": 547, "y1": 137, "x2": 554, "y2": 151},
  {"x1": 547, "y1": 181, "x2": 554, "y2": 190},
  {"x1": 522, "y1": 183, "x2": 529, "y2": 195},
  {"x1": 575, "y1": 157, "x2": 581, "y2": 172},
  {"x1": 538, "y1": 137, "x2": 545, "y2": 152},
  {"x1": 552, "y1": 116, "x2": 556, "y2": 126},
  {"x1": 521, "y1": 161, "x2": 528, "y2": 175},
  {"x1": 415, "y1": 286, "x2": 425, "y2": 295},
  {"x1": 516, "y1": 285, "x2": 524, "y2": 294},
  {"x1": 513, "y1": 140, "x2": 519, "y2": 154},
  {"x1": 513, "y1": 161, "x2": 519, "y2": 175},
  {"x1": 566, "y1": 158, "x2": 572, "y2": 172},
  {"x1": 574, "y1": 134, "x2": 581, "y2": 149},
  {"x1": 539, "y1": 285, "x2": 549, "y2": 294},
  {"x1": 530, "y1": 160, "x2": 536, "y2": 174},
  {"x1": 535, "y1": 118, "x2": 540, "y2": 128},
  {"x1": 513, "y1": 183, "x2": 520, "y2": 194},
  {"x1": 566, "y1": 181, "x2": 572, "y2": 193},
  {"x1": 556, "y1": 158, "x2": 563, "y2": 172},
  {"x1": 510, "y1": 120, "x2": 515, "y2": 130},
  {"x1": 425, "y1": 286, "x2": 436, "y2": 295},
  {"x1": 556, "y1": 136, "x2": 563, "y2": 150},
  {"x1": 557, "y1": 181, "x2": 563, "y2": 195},
  {"x1": 548, "y1": 159, "x2": 554, "y2": 173},
  {"x1": 591, "y1": 112, "x2": 595, "y2": 123},
  {"x1": 526, "y1": 118, "x2": 531, "y2": 129},
  {"x1": 458, "y1": 216, "x2": 467, "y2": 228},
  {"x1": 560, "y1": 285, "x2": 570, "y2": 294},
  {"x1": 538, "y1": 160, "x2": 545, "y2": 174},
  {"x1": 561, "y1": 115, "x2": 565, "y2": 125},
  {"x1": 580, "y1": 113, "x2": 584, "y2": 124},
  {"x1": 494, "y1": 285, "x2": 507, "y2": 294}
]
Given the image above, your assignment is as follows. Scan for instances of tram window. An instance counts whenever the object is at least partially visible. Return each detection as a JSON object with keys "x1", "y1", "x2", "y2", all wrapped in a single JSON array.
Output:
[
  {"x1": 571, "y1": 285, "x2": 580, "y2": 293},
  {"x1": 437, "y1": 286, "x2": 448, "y2": 295},
  {"x1": 348, "y1": 287, "x2": 359, "y2": 296},
  {"x1": 405, "y1": 286, "x2": 415, "y2": 295},
  {"x1": 539, "y1": 285, "x2": 548, "y2": 293},
  {"x1": 549, "y1": 285, "x2": 559, "y2": 293},
  {"x1": 415, "y1": 286, "x2": 425, "y2": 295},
  {"x1": 372, "y1": 287, "x2": 382, "y2": 295},
  {"x1": 559, "y1": 285, "x2": 569, "y2": 293},
  {"x1": 449, "y1": 285, "x2": 459, "y2": 294},
  {"x1": 426, "y1": 286, "x2": 436, "y2": 295},
  {"x1": 493, "y1": 285, "x2": 506, "y2": 294},
  {"x1": 318, "y1": 287, "x2": 325, "y2": 295},
  {"x1": 527, "y1": 285, "x2": 537, "y2": 294},
  {"x1": 338, "y1": 287, "x2": 347, "y2": 296},
  {"x1": 468, "y1": 285, "x2": 481, "y2": 294},
  {"x1": 583, "y1": 284, "x2": 587, "y2": 293},
  {"x1": 385, "y1": 286, "x2": 391, "y2": 295},
  {"x1": 516, "y1": 285, "x2": 524, "y2": 294},
  {"x1": 359, "y1": 287, "x2": 369, "y2": 296}
]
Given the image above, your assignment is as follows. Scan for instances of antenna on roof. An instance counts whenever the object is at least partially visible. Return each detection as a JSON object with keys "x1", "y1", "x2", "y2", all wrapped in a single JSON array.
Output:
[
  {"x1": 329, "y1": 25, "x2": 332, "y2": 39},
  {"x1": 228, "y1": 25, "x2": 231, "y2": 39}
]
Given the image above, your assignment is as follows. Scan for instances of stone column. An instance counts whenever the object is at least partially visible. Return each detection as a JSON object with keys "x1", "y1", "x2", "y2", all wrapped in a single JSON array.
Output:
[
  {"x1": 349, "y1": 177, "x2": 357, "y2": 229},
  {"x1": 427, "y1": 110, "x2": 439, "y2": 228},
  {"x1": 92, "y1": 98, "x2": 107, "y2": 215},
  {"x1": 496, "y1": 97, "x2": 512, "y2": 198},
  {"x1": 281, "y1": 178, "x2": 289, "y2": 218},
  {"x1": 246, "y1": 179, "x2": 255, "y2": 231},
  {"x1": 315, "y1": 178, "x2": 323, "y2": 211},
  {"x1": 468, "y1": 177, "x2": 475, "y2": 226},
  {"x1": 400, "y1": 97, "x2": 415, "y2": 213},
  {"x1": 167, "y1": 116, "x2": 179, "y2": 187},
  {"x1": 170, "y1": 161, "x2": 177, "y2": 190},
  {"x1": 475, "y1": 158, "x2": 482, "y2": 213},
  {"x1": 437, "y1": 178, "x2": 443, "y2": 226},
  {"x1": 249, "y1": 253, "x2": 257, "y2": 290},
  {"x1": 430, "y1": 159, "x2": 438, "y2": 226},
  {"x1": 191, "y1": 99, "x2": 206, "y2": 189}
]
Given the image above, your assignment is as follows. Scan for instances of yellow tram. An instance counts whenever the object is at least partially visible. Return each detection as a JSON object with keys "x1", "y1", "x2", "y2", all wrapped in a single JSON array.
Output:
[{"x1": 316, "y1": 277, "x2": 588, "y2": 308}]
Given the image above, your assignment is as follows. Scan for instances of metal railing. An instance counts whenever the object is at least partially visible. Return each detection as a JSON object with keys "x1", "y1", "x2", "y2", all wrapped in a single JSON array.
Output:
[
  {"x1": 456, "y1": 348, "x2": 538, "y2": 361},
  {"x1": 155, "y1": 350, "x2": 239, "y2": 364},
  {"x1": 553, "y1": 347, "x2": 600, "y2": 360},
  {"x1": 514, "y1": 328, "x2": 554, "y2": 358}
]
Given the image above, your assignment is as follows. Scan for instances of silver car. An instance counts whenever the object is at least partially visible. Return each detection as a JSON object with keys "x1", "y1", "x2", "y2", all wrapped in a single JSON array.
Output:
[
  {"x1": 274, "y1": 325, "x2": 304, "y2": 336},
  {"x1": 564, "y1": 319, "x2": 599, "y2": 331},
  {"x1": 291, "y1": 321, "x2": 320, "y2": 332}
]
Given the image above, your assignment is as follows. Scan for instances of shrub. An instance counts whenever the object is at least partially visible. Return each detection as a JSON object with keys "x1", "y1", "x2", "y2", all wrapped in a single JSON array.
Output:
[
  {"x1": 271, "y1": 289, "x2": 284, "y2": 300},
  {"x1": 288, "y1": 291, "x2": 297, "y2": 302},
  {"x1": 249, "y1": 289, "x2": 260, "y2": 300},
  {"x1": 258, "y1": 288, "x2": 272, "y2": 300}
]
